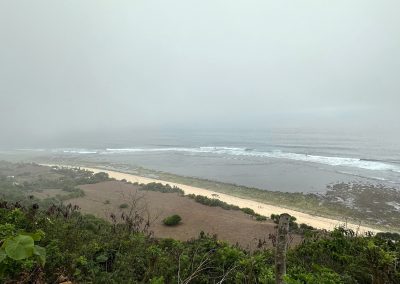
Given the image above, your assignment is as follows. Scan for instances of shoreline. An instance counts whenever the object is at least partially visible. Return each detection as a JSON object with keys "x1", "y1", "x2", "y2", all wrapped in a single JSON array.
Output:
[{"x1": 45, "y1": 164, "x2": 381, "y2": 233}]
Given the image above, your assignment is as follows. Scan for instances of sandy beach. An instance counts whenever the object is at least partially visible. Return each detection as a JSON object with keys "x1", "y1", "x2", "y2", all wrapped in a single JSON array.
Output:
[{"x1": 46, "y1": 164, "x2": 380, "y2": 233}]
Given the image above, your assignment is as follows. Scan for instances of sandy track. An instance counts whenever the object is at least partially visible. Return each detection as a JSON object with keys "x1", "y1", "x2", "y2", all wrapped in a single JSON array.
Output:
[{"x1": 44, "y1": 164, "x2": 380, "y2": 233}]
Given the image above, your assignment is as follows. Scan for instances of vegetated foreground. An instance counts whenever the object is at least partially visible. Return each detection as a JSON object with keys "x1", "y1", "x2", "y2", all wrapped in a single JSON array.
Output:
[{"x1": 1, "y1": 161, "x2": 399, "y2": 283}]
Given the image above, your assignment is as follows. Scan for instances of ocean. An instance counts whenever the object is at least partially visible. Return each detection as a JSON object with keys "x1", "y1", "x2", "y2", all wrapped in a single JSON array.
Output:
[{"x1": 8, "y1": 129, "x2": 400, "y2": 193}]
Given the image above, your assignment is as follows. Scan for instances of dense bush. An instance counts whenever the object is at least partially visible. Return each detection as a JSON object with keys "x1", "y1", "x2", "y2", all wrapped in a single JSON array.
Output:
[
  {"x1": 0, "y1": 200, "x2": 399, "y2": 283},
  {"x1": 140, "y1": 182, "x2": 184, "y2": 195},
  {"x1": 119, "y1": 203, "x2": 129, "y2": 209},
  {"x1": 1, "y1": 164, "x2": 399, "y2": 283},
  {"x1": 163, "y1": 214, "x2": 182, "y2": 226},
  {"x1": 241, "y1": 207, "x2": 256, "y2": 215},
  {"x1": 139, "y1": 181, "x2": 269, "y2": 221},
  {"x1": 0, "y1": 167, "x2": 114, "y2": 205},
  {"x1": 51, "y1": 167, "x2": 112, "y2": 185},
  {"x1": 255, "y1": 215, "x2": 268, "y2": 221},
  {"x1": 0, "y1": 201, "x2": 277, "y2": 283},
  {"x1": 186, "y1": 195, "x2": 268, "y2": 221},
  {"x1": 187, "y1": 194, "x2": 240, "y2": 210}
]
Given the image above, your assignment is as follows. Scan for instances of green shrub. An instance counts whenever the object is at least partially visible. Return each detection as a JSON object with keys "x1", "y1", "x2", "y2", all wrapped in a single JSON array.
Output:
[
  {"x1": 119, "y1": 203, "x2": 129, "y2": 209},
  {"x1": 0, "y1": 199, "x2": 399, "y2": 283},
  {"x1": 141, "y1": 182, "x2": 184, "y2": 195},
  {"x1": 255, "y1": 214, "x2": 267, "y2": 221},
  {"x1": 299, "y1": 223, "x2": 315, "y2": 231},
  {"x1": 241, "y1": 207, "x2": 256, "y2": 215},
  {"x1": 187, "y1": 194, "x2": 240, "y2": 210},
  {"x1": 163, "y1": 215, "x2": 182, "y2": 226}
]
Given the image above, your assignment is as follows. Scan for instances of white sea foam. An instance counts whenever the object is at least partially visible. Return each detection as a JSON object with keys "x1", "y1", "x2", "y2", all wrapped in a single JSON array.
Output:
[
  {"x1": 61, "y1": 149, "x2": 98, "y2": 154},
  {"x1": 386, "y1": 201, "x2": 400, "y2": 211},
  {"x1": 43, "y1": 147, "x2": 400, "y2": 173},
  {"x1": 102, "y1": 147, "x2": 400, "y2": 173}
]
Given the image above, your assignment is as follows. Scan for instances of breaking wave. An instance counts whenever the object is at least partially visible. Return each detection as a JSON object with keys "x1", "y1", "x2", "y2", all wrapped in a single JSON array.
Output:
[{"x1": 48, "y1": 147, "x2": 400, "y2": 173}]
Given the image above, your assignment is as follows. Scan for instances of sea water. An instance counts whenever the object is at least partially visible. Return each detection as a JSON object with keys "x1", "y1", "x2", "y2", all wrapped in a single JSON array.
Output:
[{"x1": 10, "y1": 128, "x2": 400, "y2": 193}]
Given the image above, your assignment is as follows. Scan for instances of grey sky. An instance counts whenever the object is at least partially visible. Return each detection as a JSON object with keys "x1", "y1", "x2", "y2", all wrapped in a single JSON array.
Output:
[{"x1": 0, "y1": 1, "x2": 399, "y2": 145}]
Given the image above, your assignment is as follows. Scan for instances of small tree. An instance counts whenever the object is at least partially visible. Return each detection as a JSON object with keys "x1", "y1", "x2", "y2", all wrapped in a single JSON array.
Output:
[{"x1": 163, "y1": 215, "x2": 182, "y2": 226}]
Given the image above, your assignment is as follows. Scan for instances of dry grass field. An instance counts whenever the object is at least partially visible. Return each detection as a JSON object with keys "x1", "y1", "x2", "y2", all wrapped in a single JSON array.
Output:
[{"x1": 69, "y1": 181, "x2": 295, "y2": 249}]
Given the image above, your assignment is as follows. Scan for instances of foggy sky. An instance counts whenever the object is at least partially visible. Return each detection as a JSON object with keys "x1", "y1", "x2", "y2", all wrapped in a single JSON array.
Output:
[{"x1": 1, "y1": 1, "x2": 399, "y2": 146}]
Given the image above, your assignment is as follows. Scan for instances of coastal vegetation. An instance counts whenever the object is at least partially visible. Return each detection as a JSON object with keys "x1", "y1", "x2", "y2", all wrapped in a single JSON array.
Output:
[
  {"x1": 163, "y1": 214, "x2": 182, "y2": 226},
  {"x1": 186, "y1": 193, "x2": 240, "y2": 210},
  {"x1": 136, "y1": 183, "x2": 270, "y2": 222},
  {"x1": 119, "y1": 203, "x2": 129, "y2": 209},
  {"x1": 141, "y1": 182, "x2": 185, "y2": 195},
  {"x1": 17, "y1": 160, "x2": 399, "y2": 231},
  {"x1": 1, "y1": 200, "x2": 399, "y2": 283},
  {"x1": 116, "y1": 165, "x2": 400, "y2": 231},
  {"x1": 0, "y1": 162, "x2": 399, "y2": 283}
]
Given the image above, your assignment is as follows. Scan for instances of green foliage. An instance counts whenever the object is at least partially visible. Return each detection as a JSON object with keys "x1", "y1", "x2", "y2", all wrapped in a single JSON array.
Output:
[
  {"x1": 241, "y1": 207, "x2": 256, "y2": 215},
  {"x1": 163, "y1": 214, "x2": 182, "y2": 226},
  {"x1": 187, "y1": 194, "x2": 240, "y2": 210},
  {"x1": 288, "y1": 227, "x2": 400, "y2": 283},
  {"x1": 3, "y1": 235, "x2": 35, "y2": 260},
  {"x1": 119, "y1": 203, "x2": 129, "y2": 209},
  {"x1": 240, "y1": 207, "x2": 268, "y2": 221},
  {"x1": 0, "y1": 201, "x2": 399, "y2": 283},
  {"x1": 141, "y1": 182, "x2": 184, "y2": 195},
  {"x1": 185, "y1": 194, "x2": 268, "y2": 220},
  {"x1": 285, "y1": 265, "x2": 344, "y2": 284},
  {"x1": 0, "y1": 210, "x2": 46, "y2": 279},
  {"x1": 255, "y1": 214, "x2": 268, "y2": 221},
  {"x1": 0, "y1": 166, "x2": 115, "y2": 206},
  {"x1": 0, "y1": 164, "x2": 399, "y2": 283}
]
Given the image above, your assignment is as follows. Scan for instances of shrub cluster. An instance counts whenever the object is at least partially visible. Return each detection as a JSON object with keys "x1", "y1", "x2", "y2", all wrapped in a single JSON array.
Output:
[
  {"x1": 186, "y1": 195, "x2": 268, "y2": 221},
  {"x1": 140, "y1": 182, "x2": 184, "y2": 195},
  {"x1": 119, "y1": 203, "x2": 129, "y2": 209},
  {"x1": 0, "y1": 201, "x2": 399, "y2": 283},
  {"x1": 163, "y1": 214, "x2": 182, "y2": 226},
  {"x1": 186, "y1": 194, "x2": 240, "y2": 210}
]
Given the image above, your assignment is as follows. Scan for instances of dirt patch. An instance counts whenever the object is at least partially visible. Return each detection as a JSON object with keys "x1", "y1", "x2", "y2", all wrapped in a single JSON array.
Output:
[{"x1": 70, "y1": 181, "x2": 292, "y2": 249}]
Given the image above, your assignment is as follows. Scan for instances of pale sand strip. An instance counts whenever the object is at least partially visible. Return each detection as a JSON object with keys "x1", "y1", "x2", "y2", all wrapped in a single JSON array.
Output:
[{"x1": 45, "y1": 164, "x2": 380, "y2": 233}]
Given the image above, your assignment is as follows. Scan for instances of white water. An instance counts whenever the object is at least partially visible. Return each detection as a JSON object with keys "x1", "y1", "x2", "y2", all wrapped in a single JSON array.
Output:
[{"x1": 46, "y1": 146, "x2": 400, "y2": 173}]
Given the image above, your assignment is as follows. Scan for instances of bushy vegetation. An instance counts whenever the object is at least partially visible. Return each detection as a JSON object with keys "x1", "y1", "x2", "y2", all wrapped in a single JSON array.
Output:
[
  {"x1": 51, "y1": 167, "x2": 112, "y2": 185},
  {"x1": 1, "y1": 163, "x2": 399, "y2": 283},
  {"x1": 185, "y1": 194, "x2": 268, "y2": 221},
  {"x1": 0, "y1": 201, "x2": 276, "y2": 283},
  {"x1": 138, "y1": 182, "x2": 265, "y2": 219},
  {"x1": 186, "y1": 194, "x2": 240, "y2": 210},
  {"x1": 0, "y1": 166, "x2": 114, "y2": 207},
  {"x1": 119, "y1": 203, "x2": 129, "y2": 209},
  {"x1": 240, "y1": 207, "x2": 268, "y2": 220},
  {"x1": 140, "y1": 182, "x2": 184, "y2": 195},
  {"x1": 163, "y1": 214, "x2": 182, "y2": 226},
  {"x1": 0, "y1": 200, "x2": 399, "y2": 283},
  {"x1": 134, "y1": 168, "x2": 400, "y2": 230}
]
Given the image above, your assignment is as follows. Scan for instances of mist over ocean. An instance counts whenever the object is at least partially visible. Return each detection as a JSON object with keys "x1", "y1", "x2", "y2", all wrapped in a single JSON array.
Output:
[{"x1": 10, "y1": 129, "x2": 400, "y2": 193}]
